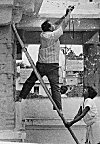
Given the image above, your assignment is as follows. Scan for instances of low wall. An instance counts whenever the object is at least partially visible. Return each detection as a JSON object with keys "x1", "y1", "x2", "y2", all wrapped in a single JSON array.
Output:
[{"x1": 21, "y1": 97, "x2": 100, "y2": 120}]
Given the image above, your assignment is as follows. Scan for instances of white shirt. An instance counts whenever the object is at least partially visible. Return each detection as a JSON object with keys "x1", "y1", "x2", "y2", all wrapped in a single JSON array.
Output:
[{"x1": 81, "y1": 98, "x2": 98, "y2": 125}]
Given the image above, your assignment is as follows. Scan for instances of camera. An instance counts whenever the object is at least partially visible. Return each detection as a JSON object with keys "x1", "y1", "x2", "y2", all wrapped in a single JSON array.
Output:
[
  {"x1": 68, "y1": 5, "x2": 75, "y2": 11},
  {"x1": 66, "y1": 5, "x2": 74, "y2": 15}
]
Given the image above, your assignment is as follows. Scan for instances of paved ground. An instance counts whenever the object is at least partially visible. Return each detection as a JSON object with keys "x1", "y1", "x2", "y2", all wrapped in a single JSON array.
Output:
[{"x1": 16, "y1": 97, "x2": 100, "y2": 144}]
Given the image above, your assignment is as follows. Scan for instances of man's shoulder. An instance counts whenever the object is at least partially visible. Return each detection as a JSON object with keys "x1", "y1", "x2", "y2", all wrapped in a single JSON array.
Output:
[{"x1": 40, "y1": 31, "x2": 53, "y2": 39}]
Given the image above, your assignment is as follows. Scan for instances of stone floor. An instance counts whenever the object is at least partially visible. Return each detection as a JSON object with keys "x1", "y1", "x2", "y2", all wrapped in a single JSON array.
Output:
[{"x1": 14, "y1": 97, "x2": 100, "y2": 144}]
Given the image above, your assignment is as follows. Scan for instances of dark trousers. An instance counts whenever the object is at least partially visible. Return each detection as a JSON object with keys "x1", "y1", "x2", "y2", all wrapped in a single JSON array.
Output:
[{"x1": 19, "y1": 62, "x2": 62, "y2": 110}]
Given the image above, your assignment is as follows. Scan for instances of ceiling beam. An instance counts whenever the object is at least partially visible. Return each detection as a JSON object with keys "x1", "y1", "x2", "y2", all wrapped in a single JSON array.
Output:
[
  {"x1": 17, "y1": 18, "x2": 100, "y2": 31},
  {"x1": 18, "y1": 30, "x2": 98, "y2": 45}
]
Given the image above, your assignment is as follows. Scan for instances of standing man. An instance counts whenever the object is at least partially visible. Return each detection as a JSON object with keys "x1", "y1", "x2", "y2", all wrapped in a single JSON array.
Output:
[{"x1": 15, "y1": 6, "x2": 74, "y2": 114}]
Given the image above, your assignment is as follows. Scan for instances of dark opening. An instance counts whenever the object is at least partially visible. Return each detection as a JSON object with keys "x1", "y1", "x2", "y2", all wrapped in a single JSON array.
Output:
[{"x1": 34, "y1": 86, "x2": 39, "y2": 94}]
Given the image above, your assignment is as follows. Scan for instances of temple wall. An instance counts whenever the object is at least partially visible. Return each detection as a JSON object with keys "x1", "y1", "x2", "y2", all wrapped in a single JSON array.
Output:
[{"x1": 0, "y1": 25, "x2": 16, "y2": 130}]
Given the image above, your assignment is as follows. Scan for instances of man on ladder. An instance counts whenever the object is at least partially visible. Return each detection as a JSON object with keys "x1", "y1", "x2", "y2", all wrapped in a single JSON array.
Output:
[{"x1": 15, "y1": 6, "x2": 74, "y2": 115}]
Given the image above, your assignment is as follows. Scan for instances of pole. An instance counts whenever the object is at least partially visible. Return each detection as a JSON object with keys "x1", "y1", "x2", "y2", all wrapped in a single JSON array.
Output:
[{"x1": 12, "y1": 23, "x2": 80, "y2": 144}]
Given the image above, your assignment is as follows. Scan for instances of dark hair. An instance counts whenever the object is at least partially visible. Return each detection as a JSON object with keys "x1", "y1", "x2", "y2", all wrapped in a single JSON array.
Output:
[
  {"x1": 85, "y1": 86, "x2": 97, "y2": 99},
  {"x1": 60, "y1": 85, "x2": 68, "y2": 94},
  {"x1": 41, "y1": 20, "x2": 51, "y2": 32}
]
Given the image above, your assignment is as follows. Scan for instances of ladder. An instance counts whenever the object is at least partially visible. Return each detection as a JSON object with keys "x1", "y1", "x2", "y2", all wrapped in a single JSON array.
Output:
[{"x1": 12, "y1": 23, "x2": 80, "y2": 144}]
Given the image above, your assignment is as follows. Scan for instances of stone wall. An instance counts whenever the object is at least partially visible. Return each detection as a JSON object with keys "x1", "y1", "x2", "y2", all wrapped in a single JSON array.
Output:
[{"x1": 0, "y1": 25, "x2": 15, "y2": 130}]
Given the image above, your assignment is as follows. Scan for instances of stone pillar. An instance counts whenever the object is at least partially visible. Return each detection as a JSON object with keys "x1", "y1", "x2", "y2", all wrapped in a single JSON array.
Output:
[
  {"x1": 0, "y1": 25, "x2": 15, "y2": 130},
  {"x1": 83, "y1": 44, "x2": 100, "y2": 95},
  {"x1": 97, "y1": 44, "x2": 100, "y2": 96}
]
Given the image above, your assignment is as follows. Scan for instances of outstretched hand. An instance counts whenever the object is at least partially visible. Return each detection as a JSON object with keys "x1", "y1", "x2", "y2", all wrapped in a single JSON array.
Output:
[
  {"x1": 65, "y1": 5, "x2": 74, "y2": 16},
  {"x1": 54, "y1": 5, "x2": 74, "y2": 28},
  {"x1": 63, "y1": 120, "x2": 73, "y2": 128}
]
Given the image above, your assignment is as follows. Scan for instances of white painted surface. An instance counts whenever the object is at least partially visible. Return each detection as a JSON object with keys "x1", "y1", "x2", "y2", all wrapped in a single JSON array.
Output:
[{"x1": 39, "y1": 0, "x2": 100, "y2": 18}]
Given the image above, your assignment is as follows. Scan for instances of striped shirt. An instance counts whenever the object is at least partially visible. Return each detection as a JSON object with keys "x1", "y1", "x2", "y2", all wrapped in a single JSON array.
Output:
[{"x1": 38, "y1": 26, "x2": 63, "y2": 63}]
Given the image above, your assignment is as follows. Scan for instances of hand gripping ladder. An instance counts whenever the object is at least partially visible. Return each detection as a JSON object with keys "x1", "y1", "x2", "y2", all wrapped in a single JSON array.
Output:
[{"x1": 12, "y1": 23, "x2": 80, "y2": 144}]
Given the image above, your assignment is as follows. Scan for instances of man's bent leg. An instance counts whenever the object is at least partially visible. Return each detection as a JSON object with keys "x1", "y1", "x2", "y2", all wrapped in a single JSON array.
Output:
[
  {"x1": 19, "y1": 71, "x2": 38, "y2": 99},
  {"x1": 15, "y1": 62, "x2": 44, "y2": 102},
  {"x1": 15, "y1": 70, "x2": 38, "y2": 102}
]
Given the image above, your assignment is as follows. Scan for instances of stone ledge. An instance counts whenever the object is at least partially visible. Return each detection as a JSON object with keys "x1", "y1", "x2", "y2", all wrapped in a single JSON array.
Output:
[
  {"x1": 26, "y1": 124, "x2": 86, "y2": 131},
  {"x1": 0, "y1": 130, "x2": 26, "y2": 142},
  {"x1": 0, "y1": 142, "x2": 37, "y2": 144},
  {"x1": 23, "y1": 117, "x2": 86, "y2": 127}
]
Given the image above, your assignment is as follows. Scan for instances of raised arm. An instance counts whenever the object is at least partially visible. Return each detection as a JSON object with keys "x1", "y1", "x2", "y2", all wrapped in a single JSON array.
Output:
[
  {"x1": 73, "y1": 106, "x2": 82, "y2": 120},
  {"x1": 54, "y1": 6, "x2": 74, "y2": 30}
]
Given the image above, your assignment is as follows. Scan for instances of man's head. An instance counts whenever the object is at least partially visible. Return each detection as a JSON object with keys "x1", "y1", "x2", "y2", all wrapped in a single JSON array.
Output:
[{"x1": 41, "y1": 20, "x2": 55, "y2": 32}]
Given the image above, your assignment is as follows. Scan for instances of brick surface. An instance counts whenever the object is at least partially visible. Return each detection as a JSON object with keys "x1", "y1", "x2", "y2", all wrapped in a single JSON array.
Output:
[
  {"x1": 0, "y1": 21, "x2": 15, "y2": 130},
  {"x1": 0, "y1": 26, "x2": 12, "y2": 44},
  {"x1": 0, "y1": 2, "x2": 13, "y2": 25}
]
